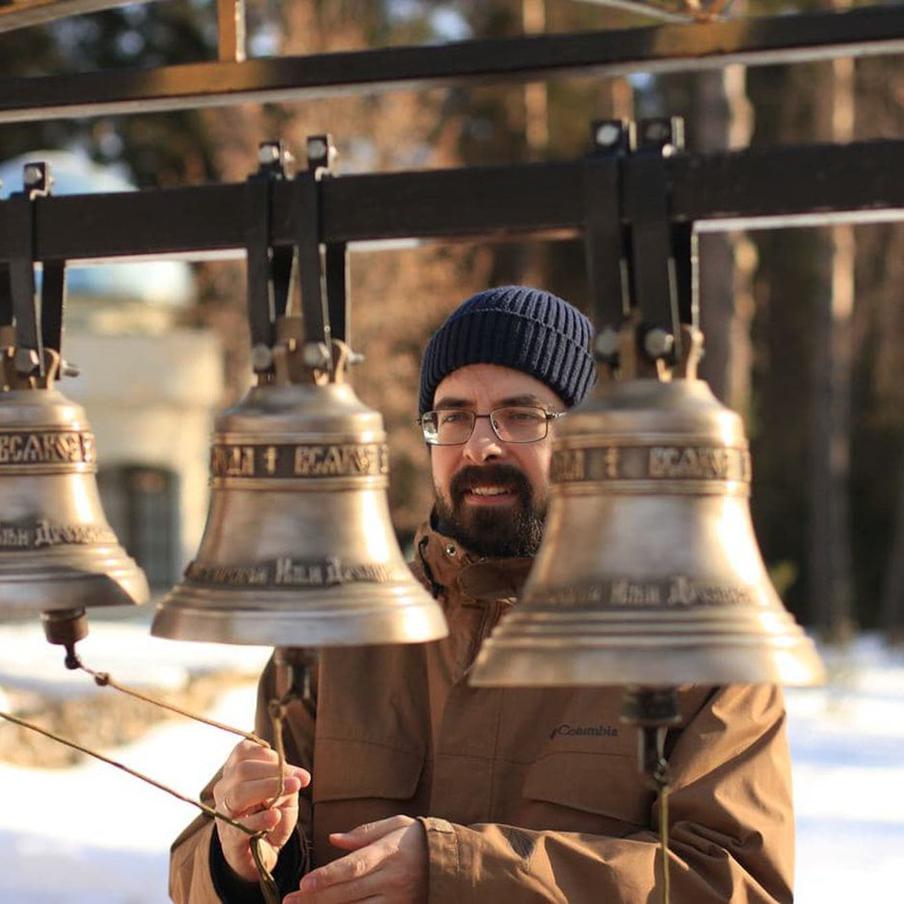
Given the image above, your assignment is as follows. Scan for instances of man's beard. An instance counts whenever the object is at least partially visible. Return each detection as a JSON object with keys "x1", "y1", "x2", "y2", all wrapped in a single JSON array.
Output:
[{"x1": 433, "y1": 463, "x2": 546, "y2": 559}]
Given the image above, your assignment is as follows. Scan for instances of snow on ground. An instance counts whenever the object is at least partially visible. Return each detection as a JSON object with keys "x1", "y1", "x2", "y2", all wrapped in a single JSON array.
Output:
[{"x1": 1, "y1": 618, "x2": 902, "y2": 903}]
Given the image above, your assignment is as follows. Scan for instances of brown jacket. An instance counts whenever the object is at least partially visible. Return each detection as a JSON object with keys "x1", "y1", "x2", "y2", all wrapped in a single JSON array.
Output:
[{"x1": 170, "y1": 522, "x2": 795, "y2": 903}]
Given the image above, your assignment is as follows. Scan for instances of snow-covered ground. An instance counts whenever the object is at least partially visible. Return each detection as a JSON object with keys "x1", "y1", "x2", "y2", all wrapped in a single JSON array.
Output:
[{"x1": 1, "y1": 618, "x2": 902, "y2": 903}]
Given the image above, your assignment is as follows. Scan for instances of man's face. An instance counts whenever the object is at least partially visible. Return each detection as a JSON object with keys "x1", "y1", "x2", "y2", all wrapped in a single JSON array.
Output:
[{"x1": 428, "y1": 363, "x2": 564, "y2": 558}]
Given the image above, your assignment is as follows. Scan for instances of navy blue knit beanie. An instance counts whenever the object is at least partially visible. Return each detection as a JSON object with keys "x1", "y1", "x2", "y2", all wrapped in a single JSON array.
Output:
[{"x1": 418, "y1": 286, "x2": 596, "y2": 415}]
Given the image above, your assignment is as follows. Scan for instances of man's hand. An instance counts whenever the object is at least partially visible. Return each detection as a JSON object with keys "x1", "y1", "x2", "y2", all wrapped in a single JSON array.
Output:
[
  {"x1": 213, "y1": 739, "x2": 311, "y2": 883},
  {"x1": 284, "y1": 815, "x2": 427, "y2": 903}
]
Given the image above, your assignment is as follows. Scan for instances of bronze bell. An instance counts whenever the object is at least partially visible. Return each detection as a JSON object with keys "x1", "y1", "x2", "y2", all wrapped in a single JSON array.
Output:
[
  {"x1": 0, "y1": 345, "x2": 149, "y2": 622},
  {"x1": 152, "y1": 321, "x2": 448, "y2": 648},
  {"x1": 472, "y1": 327, "x2": 824, "y2": 688}
]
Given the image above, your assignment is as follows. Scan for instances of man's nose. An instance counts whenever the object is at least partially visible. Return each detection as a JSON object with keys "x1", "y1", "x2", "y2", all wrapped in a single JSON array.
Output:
[{"x1": 462, "y1": 416, "x2": 503, "y2": 463}]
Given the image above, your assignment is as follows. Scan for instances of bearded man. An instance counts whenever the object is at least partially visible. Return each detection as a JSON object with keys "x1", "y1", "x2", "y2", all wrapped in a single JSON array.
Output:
[{"x1": 170, "y1": 286, "x2": 794, "y2": 903}]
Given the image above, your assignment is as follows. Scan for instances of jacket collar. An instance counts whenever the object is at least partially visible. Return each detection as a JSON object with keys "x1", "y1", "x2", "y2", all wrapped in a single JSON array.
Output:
[{"x1": 414, "y1": 517, "x2": 533, "y2": 603}]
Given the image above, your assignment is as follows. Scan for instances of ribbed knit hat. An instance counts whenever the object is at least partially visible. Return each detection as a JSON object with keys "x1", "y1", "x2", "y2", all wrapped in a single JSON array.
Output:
[{"x1": 418, "y1": 286, "x2": 596, "y2": 415}]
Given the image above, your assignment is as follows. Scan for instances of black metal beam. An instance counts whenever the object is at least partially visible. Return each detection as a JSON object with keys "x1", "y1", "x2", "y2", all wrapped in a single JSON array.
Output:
[
  {"x1": 2, "y1": 5, "x2": 904, "y2": 122},
  {"x1": 1, "y1": 139, "x2": 904, "y2": 264},
  {"x1": 0, "y1": 0, "x2": 162, "y2": 35}
]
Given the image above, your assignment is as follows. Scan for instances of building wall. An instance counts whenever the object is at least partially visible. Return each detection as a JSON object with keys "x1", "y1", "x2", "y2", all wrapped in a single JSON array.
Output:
[{"x1": 61, "y1": 330, "x2": 224, "y2": 575}]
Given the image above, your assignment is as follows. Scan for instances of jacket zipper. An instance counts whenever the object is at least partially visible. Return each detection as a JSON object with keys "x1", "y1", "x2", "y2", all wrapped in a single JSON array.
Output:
[{"x1": 465, "y1": 600, "x2": 500, "y2": 672}]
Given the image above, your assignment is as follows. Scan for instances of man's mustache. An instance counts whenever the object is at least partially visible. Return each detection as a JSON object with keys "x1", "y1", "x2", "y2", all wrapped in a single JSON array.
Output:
[{"x1": 450, "y1": 464, "x2": 532, "y2": 506}]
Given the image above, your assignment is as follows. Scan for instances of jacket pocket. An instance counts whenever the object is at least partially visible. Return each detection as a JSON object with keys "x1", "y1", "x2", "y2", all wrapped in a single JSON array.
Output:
[
  {"x1": 519, "y1": 751, "x2": 653, "y2": 835},
  {"x1": 310, "y1": 738, "x2": 426, "y2": 866}
]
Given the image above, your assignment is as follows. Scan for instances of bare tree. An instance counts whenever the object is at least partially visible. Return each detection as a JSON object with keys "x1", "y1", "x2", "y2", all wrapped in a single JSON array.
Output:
[
  {"x1": 696, "y1": 62, "x2": 756, "y2": 417},
  {"x1": 808, "y1": 44, "x2": 857, "y2": 642}
]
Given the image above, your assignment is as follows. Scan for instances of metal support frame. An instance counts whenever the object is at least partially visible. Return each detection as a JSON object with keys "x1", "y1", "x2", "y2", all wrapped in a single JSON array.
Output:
[
  {"x1": 3, "y1": 138, "x2": 904, "y2": 267},
  {"x1": 2, "y1": 5, "x2": 904, "y2": 123}
]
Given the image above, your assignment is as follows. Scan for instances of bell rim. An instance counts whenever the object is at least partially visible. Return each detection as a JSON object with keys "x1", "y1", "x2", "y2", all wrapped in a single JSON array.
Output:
[
  {"x1": 151, "y1": 586, "x2": 449, "y2": 647},
  {"x1": 470, "y1": 636, "x2": 826, "y2": 687},
  {"x1": 0, "y1": 567, "x2": 149, "y2": 614}
]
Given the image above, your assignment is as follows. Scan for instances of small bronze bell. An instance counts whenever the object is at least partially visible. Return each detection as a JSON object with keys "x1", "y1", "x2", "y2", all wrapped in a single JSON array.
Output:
[
  {"x1": 0, "y1": 345, "x2": 149, "y2": 622},
  {"x1": 472, "y1": 327, "x2": 824, "y2": 688},
  {"x1": 152, "y1": 321, "x2": 448, "y2": 648}
]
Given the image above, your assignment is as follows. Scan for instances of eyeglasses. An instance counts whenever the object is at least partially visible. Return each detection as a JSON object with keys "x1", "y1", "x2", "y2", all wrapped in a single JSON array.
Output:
[{"x1": 418, "y1": 405, "x2": 564, "y2": 446}]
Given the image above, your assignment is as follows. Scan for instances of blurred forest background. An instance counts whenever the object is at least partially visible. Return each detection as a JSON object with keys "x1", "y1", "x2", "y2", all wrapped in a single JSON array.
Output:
[{"x1": 2, "y1": 0, "x2": 903, "y2": 643}]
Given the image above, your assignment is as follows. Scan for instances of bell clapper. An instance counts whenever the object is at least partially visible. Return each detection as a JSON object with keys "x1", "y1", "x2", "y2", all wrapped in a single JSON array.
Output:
[
  {"x1": 40, "y1": 608, "x2": 90, "y2": 669},
  {"x1": 621, "y1": 686, "x2": 681, "y2": 904}
]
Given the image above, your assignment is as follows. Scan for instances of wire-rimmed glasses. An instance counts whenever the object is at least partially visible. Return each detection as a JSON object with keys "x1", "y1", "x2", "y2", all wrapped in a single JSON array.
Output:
[{"x1": 419, "y1": 405, "x2": 564, "y2": 445}]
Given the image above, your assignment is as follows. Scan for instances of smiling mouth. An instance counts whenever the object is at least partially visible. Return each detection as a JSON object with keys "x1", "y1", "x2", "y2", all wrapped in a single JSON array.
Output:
[{"x1": 465, "y1": 485, "x2": 516, "y2": 500}]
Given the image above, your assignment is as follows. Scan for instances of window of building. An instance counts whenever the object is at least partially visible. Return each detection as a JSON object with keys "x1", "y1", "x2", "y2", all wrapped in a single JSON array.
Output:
[{"x1": 98, "y1": 465, "x2": 180, "y2": 590}]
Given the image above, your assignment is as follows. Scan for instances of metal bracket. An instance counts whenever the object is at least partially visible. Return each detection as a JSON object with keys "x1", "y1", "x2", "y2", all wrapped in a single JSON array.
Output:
[
  {"x1": 7, "y1": 160, "x2": 55, "y2": 379},
  {"x1": 41, "y1": 258, "x2": 67, "y2": 357},
  {"x1": 584, "y1": 116, "x2": 698, "y2": 372},
  {"x1": 243, "y1": 141, "x2": 295, "y2": 375},
  {"x1": 622, "y1": 116, "x2": 689, "y2": 366},
  {"x1": 584, "y1": 119, "x2": 631, "y2": 368},
  {"x1": 325, "y1": 242, "x2": 350, "y2": 347},
  {"x1": 294, "y1": 135, "x2": 336, "y2": 371}
]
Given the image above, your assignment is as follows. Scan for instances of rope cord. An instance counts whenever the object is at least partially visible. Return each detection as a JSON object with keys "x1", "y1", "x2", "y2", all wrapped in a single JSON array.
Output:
[
  {"x1": 73, "y1": 655, "x2": 298, "y2": 903},
  {"x1": 659, "y1": 780, "x2": 671, "y2": 904},
  {"x1": 0, "y1": 708, "x2": 260, "y2": 839},
  {"x1": 31, "y1": 642, "x2": 311, "y2": 903},
  {"x1": 250, "y1": 835, "x2": 282, "y2": 904},
  {"x1": 266, "y1": 699, "x2": 288, "y2": 810},
  {"x1": 75, "y1": 660, "x2": 269, "y2": 748},
  {"x1": 653, "y1": 725, "x2": 672, "y2": 904},
  {"x1": 12, "y1": 646, "x2": 292, "y2": 902}
]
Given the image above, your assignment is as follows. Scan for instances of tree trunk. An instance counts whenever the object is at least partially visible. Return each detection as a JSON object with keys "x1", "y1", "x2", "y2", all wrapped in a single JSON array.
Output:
[
  {"x1": 695, "y1": 63, "x2": 755, "y2": 416},
  {"x1": 808, "y1": 47, "x2": 857, "y2": 642},
  {"x1": 522, "y1": 0, "x2": 548, "y2": 160},
  {"x1": 880, "y1": 479, "x2": 904, "y2": 643}
]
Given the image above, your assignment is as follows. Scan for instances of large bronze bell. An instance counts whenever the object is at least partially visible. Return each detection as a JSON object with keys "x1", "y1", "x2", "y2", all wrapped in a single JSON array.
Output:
[
  {"x1": 472, "y1": 328, "x2": 824, "y2": 688},
  {"x1": 0, "y1": 346, "x2": 149, "y2": 620},
  {"x1": 152, "y1": 321, "x2": 448, "y2": 648}
]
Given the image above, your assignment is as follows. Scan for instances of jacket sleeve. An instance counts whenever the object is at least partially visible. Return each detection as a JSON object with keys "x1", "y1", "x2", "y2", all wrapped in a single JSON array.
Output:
[
  {"x1": 168, "y1": 655, "x2": 317, "y2": 904},
  {"x1": 419, "y1": 683, "x2": 794, "y2": 904}
]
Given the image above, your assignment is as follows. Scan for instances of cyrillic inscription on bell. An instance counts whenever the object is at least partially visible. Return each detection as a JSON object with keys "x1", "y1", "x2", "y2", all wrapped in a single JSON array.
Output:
[
  {"x1": 0, "y1": 350, "x2": 149, "y2": 618},
  {"x1": 152, "y1": 328, "x2": 448, "y2": 648},
  {"x1": 472, "y1": 375, "x2": 825, "y2": 689}
]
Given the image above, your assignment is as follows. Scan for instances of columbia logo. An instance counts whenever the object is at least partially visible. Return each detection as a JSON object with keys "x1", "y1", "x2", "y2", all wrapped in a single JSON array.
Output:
[{"x1": 549, "y1": 723, "x2": 619, "y2": 740}]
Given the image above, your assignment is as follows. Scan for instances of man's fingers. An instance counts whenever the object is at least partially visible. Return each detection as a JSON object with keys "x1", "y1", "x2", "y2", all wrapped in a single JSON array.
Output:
[
  {"x1": 284, "y1": 868, "x2": 384, "y2": 903},
  {"x1": 329, "y1": 815, "x2": 413, "y2": 851},
  {"x1": 232, "y1": 758, "x2": 310, "y2": 785},
  {"x1": 224, "y1": 740, "x2": 310, "y2": 780},
  {"x1": 231, "y1": 806, "x2": 282, "y2": 834},
  {"x1": 225, "y1": 774, "x2": 302, "y2": 815},
  {"x1": 224, "y1": 739, "x2": 279, "y2": 771},
  {"x1": 284, "y1": 890, "x2": 380, "y2": 904},
  {"x1": 299, "y1": 842, "x2": 389, "y2": 893}
]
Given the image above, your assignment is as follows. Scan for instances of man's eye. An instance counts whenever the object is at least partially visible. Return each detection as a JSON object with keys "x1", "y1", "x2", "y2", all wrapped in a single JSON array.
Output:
[
  {"x1": 508, "y1": 409, "x2": 544, "y2": 422},
  {"x1": 439, "y1": 412, "x2": 470, "y2": 424}
]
